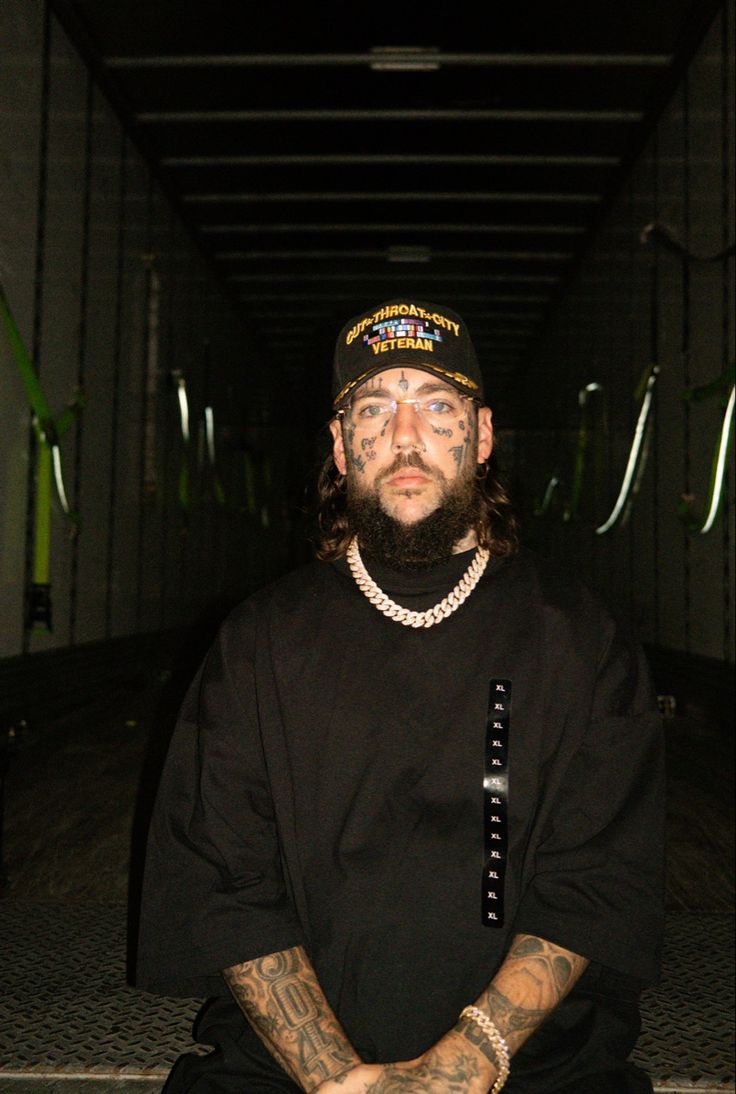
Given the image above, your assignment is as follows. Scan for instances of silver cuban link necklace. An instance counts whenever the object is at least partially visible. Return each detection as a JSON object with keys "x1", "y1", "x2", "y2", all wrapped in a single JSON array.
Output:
[{"x1": 346, "y1": 537, "x2": 490, "y2": 629}]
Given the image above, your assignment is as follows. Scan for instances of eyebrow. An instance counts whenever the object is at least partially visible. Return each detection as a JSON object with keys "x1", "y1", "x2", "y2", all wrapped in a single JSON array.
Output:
[
  {"x1": 415, "y1": 381, "x2": 457, "y2": 396},
  {"x1": 352, "y1": 386, "x2": 392, "y2": 401}
]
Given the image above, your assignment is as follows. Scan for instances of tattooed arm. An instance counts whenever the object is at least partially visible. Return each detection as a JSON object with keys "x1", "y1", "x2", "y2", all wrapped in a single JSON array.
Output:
[
  {"x1": 455, "y1": 933, "x2": 589, "y2": 1067},
  {"x1": 223, "y1": 946, "x2": 361, "y2": 1092},
  {"x1": 315, "y1": 933, "x2": 588, "y2": 1093}
]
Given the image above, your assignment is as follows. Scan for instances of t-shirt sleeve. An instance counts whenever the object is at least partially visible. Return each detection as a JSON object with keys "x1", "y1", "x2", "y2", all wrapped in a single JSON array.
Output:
[
  {"x1": 513, "y1": 614, "x2": 666, "y2": 984},
  {"x1": 136, "y1": 608, "x2": 305, "y2": 996}
]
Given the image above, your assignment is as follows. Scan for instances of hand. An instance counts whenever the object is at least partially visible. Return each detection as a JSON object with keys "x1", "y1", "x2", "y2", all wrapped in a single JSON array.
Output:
[{"x1": 314, "y1": 1032, "x2": 495, "y2": 1093}]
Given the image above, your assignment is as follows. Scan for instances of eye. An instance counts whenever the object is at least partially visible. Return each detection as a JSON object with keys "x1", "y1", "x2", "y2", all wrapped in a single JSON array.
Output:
[
  {"x1": 356, "y1": 402, "x2": 388, "y2": 418},
  {"x1": 426, "y1": 399, "x2": 456, "y2": 414}
]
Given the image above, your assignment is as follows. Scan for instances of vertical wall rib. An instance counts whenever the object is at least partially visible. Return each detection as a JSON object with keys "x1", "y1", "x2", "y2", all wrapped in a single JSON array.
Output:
[
  {"x1": 104, "y1": 134, "x2": 127, "y2": 641},
  {"x1": 68, "y1": 70, "x2": 94, "y2": 647},
  {"x1": 22, "y1": 1, "x2": 51, "y2": 654}
]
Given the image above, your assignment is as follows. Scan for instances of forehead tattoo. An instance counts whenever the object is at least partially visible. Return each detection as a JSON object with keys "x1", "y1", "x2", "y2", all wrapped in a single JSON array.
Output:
[
  {"x1": 353, "y1": 373, "x2": 458, "y2": 401},
  {"x1": 357, "y1": 374, "x2": 385, "y2": 396}
]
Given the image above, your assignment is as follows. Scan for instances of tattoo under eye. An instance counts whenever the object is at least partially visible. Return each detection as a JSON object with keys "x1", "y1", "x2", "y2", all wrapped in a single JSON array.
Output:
[
  {"x1": 361, "y1": 436, "x2": 376, "y2": 450},
  {"x1": 432, "y1": 425, "x2": 454, "y2": 437}
]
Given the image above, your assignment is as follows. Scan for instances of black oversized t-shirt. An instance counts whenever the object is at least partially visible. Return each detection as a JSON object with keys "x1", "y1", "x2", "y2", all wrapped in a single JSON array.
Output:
[{"x1": 137, "y1": 547, "x2": 664, "y2": 1064}]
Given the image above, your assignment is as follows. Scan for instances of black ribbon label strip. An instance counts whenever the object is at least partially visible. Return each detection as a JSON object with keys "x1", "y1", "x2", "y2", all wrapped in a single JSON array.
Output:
[{"x1": 483, "y1": 679, "x2": 511, "y2": 927}]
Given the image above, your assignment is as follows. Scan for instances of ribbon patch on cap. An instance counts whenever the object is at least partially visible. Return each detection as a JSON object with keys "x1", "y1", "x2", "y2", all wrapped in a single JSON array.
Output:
[
  {"x1": 363, "y1": 318, "x2": 442, "y2": 356},
  {"x1": 345, "y1": 303, "x2": 461, "y2": 346}
]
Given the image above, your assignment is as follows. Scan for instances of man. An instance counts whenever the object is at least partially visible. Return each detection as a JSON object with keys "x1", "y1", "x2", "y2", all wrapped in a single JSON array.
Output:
[{"x1": 138, "y1": 299, "x2": 664, "y2": 1093}]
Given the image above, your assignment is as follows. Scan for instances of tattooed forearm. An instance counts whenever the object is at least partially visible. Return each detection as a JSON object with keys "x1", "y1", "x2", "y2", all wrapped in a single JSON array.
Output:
[
  {"x1": 456, "y1": 934, "x2": 589, "y2": 1058},
  {"x1": 223, "y1": 947, "x2": 360, "y2": 1092}
]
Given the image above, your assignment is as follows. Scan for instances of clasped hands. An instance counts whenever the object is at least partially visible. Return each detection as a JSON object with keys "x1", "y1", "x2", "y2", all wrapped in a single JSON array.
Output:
[{"x1": 314, "y1": 1030, "x2": 496, "y2": 1093}]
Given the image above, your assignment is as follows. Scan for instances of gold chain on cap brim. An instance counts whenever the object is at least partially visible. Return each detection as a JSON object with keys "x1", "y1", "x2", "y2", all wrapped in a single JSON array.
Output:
[{"x1": 334, "y1": 362, "x2": 479, "y2": 408}]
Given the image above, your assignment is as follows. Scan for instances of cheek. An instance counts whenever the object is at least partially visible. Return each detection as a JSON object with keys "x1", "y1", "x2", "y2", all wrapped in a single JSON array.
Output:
[{"x1": 345, "y1": 432, "x2": 384, "y2": 478}]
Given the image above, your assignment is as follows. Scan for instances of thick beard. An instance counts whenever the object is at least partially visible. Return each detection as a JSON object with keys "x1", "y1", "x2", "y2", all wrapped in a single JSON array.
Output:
[{"x1": 346, "y1": 452, "x2": 479, "y2": 571}]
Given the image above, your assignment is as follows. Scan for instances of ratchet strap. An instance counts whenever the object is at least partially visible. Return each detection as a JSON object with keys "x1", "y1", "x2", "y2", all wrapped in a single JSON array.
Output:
[
  {"x1": 243, "y1": 452, "x2": 257, "y2": 515},
  {"x1": 596, "y1": 363, "x2": 658, "y2": 535},
  {"x1": 564, "y1": 383, "x2": 604, "y2": 521},
  {"x1": 678, "y1": 367, "x2": 735, "y2": 534},
  {"x1": 534, "y1": 474, "x2": 563, "y2": 517},
  {"x1": 641, "y1": 222, "x2": 735, "y2": 263},
  {"x1": 203, "y1": 406, "x2": 226, "y2": 506},
  {"x1": 1, "y1": 282, "x2": 83, "y2": 631},
  {"x1": 171, "y1": 370, "x2": 191, "y2": 514}
]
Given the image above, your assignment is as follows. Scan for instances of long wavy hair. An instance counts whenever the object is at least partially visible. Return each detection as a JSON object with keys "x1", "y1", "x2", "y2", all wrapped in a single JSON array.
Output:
[{"x1": 314, "y1": 450, "x2": 520, "y2": 562}]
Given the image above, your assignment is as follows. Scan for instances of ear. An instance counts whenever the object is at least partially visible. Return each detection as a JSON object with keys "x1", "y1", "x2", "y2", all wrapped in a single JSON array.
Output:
[
  {"x1": 330, "y1": 417, "x2": 348, "y2": 476},
  {"x1": 477, "y1": 405, "x2": 493, "y2": 463}
]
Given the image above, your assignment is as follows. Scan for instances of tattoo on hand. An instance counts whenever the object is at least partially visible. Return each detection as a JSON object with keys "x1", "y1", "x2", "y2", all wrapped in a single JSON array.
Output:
[{"x1": 364, "y1": 1050, "x2": 481, "y2": 1092}]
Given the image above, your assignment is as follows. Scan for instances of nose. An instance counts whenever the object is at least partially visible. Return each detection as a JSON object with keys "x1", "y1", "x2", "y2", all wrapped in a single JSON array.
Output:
[{"x1": 390, "y1": 400, "x2": 425, "y2": 453}]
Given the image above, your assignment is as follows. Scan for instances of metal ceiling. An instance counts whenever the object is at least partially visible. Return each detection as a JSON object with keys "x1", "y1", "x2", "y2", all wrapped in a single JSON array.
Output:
[{"x1": 52, "y1": 0, "x2": 722, "y2": 421}]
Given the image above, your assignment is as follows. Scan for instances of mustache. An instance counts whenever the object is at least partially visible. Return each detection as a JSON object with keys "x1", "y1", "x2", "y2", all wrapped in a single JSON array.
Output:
[{"x1": 376, "y1": 451, "x2": 440, "y2": 484}]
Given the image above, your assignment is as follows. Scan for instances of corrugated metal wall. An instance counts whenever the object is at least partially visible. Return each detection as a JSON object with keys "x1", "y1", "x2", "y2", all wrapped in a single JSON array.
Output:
[
  {"x1": 515, "y1": 4, "x2": 735, "y2": 663},
  {"x1": 0, "y1": 0, "x2": 294, "y2": 660},
  {"x1": 2, "y1": 0, "x2": 733, "y2": 669}
]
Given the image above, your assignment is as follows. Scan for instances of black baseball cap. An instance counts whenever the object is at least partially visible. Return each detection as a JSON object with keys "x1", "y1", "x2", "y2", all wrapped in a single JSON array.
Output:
[{"x1": 332, "y1": 298, "x2": 484, "y2": 407}]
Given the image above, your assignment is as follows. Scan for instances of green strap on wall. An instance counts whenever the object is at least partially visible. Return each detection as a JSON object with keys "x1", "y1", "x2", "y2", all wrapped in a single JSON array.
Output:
[
  {"x1": 243, "y1": 452, "x2": 257, "y2": 515},
  {"x1": 1, "y1": 281, "x2": 84, "y2": 631},
  {"x1": 678, "y1": 367, "x2": 735, "y2": 534},
  {"x1": 33, "y1": 445, "x2": 52, "y2": 585},
  {"x1": 1, "y1": 283, "x2": 53, "y2": 425},
  {"x1": 534, "y1": 474, "x2": 563, "y2": 517},
  {"x1": 564, "y1": 382, "x2": 604, "y2": 521},
  {"x1": 595, "y1": 363, "x2": 658, "y2": 536},
  {"x1": 171, "y1": 370, "x2": 192, "y2": 515}
]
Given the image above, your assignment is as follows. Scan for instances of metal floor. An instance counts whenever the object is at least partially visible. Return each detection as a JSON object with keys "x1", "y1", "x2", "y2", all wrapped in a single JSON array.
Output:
[{"x1": 0, "y1": 903, "x2": 732, "y2": 1094}]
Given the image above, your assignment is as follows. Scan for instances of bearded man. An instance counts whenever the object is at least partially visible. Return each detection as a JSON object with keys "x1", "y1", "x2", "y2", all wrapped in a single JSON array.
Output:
[{"x1": 138, "y1": 300, "x2": 664, "y2": 1094}]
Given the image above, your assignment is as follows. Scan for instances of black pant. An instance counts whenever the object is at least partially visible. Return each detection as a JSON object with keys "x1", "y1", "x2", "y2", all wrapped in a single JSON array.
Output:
[{"x1": 164, "y1": 967, "x2": 653, "y2": 1094}]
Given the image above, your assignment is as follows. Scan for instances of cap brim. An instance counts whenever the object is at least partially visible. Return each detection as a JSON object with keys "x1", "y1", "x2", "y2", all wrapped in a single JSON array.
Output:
[{"x1": 334, "y1": 355, "x2": 480, "y2": 407}]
